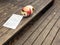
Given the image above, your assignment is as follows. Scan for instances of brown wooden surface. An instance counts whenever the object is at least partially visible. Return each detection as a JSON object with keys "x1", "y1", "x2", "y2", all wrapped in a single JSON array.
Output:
[
  {"x1": 0, "y1": 0, "x2": 53, "y2": 45},
  {"x1": 10, "y1": 0, "x2": 60, "y2": 45}
]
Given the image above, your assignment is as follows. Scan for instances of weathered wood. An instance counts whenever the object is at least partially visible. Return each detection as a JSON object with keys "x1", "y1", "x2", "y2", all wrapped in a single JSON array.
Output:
[
  {"x1": 41, "y1": 13, "x2": 60, "y2": 45},
  {"x1": 14, "y1": 0, "x2": 60, "y2": 45},
  {"x1": 14, "y1": 1, "x2": 54, "y2": 45},
  {"x1": 24, "y1": 3, "x2": 59, "y2": 45},
  {"x1": 0, "y1": 0, "x2": 53, "y2": 45},
  {"x1": 52, "y1": 29, "x2": 60, "y2": 45}
]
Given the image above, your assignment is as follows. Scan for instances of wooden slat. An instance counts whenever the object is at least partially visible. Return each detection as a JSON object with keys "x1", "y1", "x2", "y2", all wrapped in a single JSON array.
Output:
[
  {"x1": 14, "y1": 1, "x2": 55, "y2": 45},
  {"x1": 0, "y1": 0, "x2": 38, "y2": 45},
  {"x1": 32, "y1": 7, "x2": 60, "y2": 45},
  {"x1": 23, "y1": 5, "x2": 59, "y2": 45},
  {"x1": 0, "y1": 0, "x2": 53, "y2": 45},
  {"x1": 41, "y1": 13, "x2": 60, "y2": 45},
  {"x1": 52, "y1": 29, "x2": 60, "y2": 45},
  {"x1": 14, "y1": 0, "x2": 60, "y2": 45}
]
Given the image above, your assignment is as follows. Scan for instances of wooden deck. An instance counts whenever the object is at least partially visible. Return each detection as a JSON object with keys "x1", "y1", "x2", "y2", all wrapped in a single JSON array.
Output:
[
  {"x1": 0, "y1": 0, "x2": 53, "y2": 45},
  {"x1": 7, "y1": 0, "x2": 60, "y2": 45}
]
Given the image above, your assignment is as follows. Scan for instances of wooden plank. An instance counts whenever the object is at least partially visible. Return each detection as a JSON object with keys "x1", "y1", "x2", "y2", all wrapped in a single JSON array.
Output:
[
  {"x1": 0, "y1": 0, "x2": 53, "y2": 45},
  {"x1": 14, "y1": 1, "x2": 55, "y2": 45},
  {"x1": 0, "y1": 0, "x2": 33, "y2": 37},
  {"x1": 22, "y1": 2, "x2": 60, "y2": 45},
  {"x1": 14, "y1": 0, "x2": 60, "y2": 45},
  {"x1": 0, "y1": 0, "x2": 37, "y2": 45},
  {"x1": 0, "y1": 0, "x2": 34, "y2": 16},
  {"x1": 2, "y1": 0, "x2": 42, "y2": 44},
  {"x1": 52, "y1": 29, "x2": 60, "y2": 45},
  {"x1": 41, "y1": 14, "x2": 60, "y2": 45},
  {"x1": 0, "y1": 0, "x2": 36, "y2": 35},
  {"x1": 31, "y1": 4, "x2": 60, "y2": 45},
  {"x1": 0, "y1": 0, "x2": 37, "y2": 25}
]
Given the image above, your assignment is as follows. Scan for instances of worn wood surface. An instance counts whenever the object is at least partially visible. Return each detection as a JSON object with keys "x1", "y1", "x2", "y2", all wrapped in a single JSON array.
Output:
[
  {"x1": 10, "y1": 0, "x2": 60, "y2": 45},
  {"x1": 0, "y1": 0, "x2": 53, "y2": 45}
]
